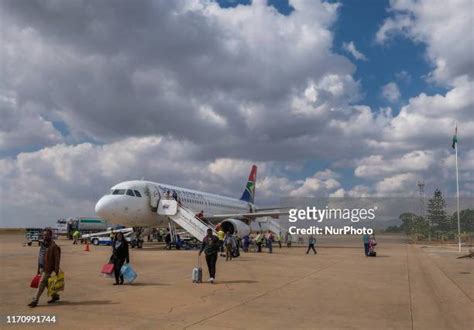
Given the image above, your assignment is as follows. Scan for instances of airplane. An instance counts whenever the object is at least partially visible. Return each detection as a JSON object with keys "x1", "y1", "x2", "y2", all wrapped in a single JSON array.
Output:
[{"x1": 95, "y1": 165, "x2": 285, "y2": 238}]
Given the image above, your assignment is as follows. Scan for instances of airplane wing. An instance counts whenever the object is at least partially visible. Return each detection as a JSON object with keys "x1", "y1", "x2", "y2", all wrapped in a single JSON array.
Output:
[
  {"x1": 255, "y1": 206, "x2": 292, "y2": 211},
  {"x1": 206, "y1": 211, "x2": 288, "y2": 222}
]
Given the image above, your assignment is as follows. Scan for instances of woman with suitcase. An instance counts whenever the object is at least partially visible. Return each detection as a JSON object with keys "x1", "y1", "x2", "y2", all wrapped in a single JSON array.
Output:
[
  {"x1": 199, "y1": 229, "x2": 220, "y2": 283},
  {"x1": 111, "y1": 232, "x2": 130, "y2": 285}
]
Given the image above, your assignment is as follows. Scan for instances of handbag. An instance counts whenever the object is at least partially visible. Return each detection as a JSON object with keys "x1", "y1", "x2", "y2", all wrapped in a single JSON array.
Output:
[
  {"x1": 47, "y1": 271, "x2": 65, "y2": 296},
  {"x1": 30, "y1": 274, "x2": 41, "y2": 288},
  {"x1": 120, "y1": 264, "x2": 137, "y2": 283},
  {"x1": 101, "y1": 263, "x2": 114, "y2": 275}
]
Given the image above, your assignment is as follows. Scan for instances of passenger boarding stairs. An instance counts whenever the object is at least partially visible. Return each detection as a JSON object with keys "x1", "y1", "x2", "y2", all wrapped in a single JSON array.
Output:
[{"x1": 157, "y1": 199, "x2": 216, "y2": 242}]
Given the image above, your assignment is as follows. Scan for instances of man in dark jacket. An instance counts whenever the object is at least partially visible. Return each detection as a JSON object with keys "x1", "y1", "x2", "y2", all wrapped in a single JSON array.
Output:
[
  {"x1": 29, "y1": 228, "x2": 61, "y2": 307},
  {"x1": 199, "y1": 229, "x2": 219, "y2": 283},
  {"x1": 111, "y1": 232, "x2": 130, "y2": 285}
]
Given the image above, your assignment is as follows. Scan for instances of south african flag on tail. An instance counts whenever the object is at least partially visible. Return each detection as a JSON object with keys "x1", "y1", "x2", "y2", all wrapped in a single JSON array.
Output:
[
  {"x1": 452, "y1": 125, "x2": 458, "y2": 149},
  {"x1": 240, "y1": 165, "x2": 257, "y2": 204}
]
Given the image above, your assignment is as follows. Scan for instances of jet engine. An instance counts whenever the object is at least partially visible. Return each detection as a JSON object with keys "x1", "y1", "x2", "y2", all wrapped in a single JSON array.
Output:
[{"x1": 219, "y1": 219, "x2": 250, "y2": 236}]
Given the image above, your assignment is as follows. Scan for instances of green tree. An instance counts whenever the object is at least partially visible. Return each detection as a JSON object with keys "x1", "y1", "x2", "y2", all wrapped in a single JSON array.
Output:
[
  {"x1": 427, "y1": 189, "x2": 449, "y2": 232},
  {"x1": 451, "y1": 209, "x2": 474, "y2": 233},
  {"x1": 398, "y1": 212, "x2": 429, "y2": 236},
  {"x1": 385, "y1": 225, "x2": 403, "y2": 233}
]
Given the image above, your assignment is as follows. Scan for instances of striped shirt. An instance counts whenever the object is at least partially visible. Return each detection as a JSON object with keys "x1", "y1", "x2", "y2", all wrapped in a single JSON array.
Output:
[{"x1": 38, "y1": 243, "x2": 47, "y2": 267}]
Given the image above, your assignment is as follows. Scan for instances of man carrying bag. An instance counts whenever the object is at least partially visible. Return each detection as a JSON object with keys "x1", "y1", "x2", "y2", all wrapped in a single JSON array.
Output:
[{"x1": 29, "y1": 228, "x2": 62, "y2": 307}]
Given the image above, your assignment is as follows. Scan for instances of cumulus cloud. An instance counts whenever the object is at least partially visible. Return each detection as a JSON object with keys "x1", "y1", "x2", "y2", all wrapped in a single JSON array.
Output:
[
  {"x1": 290, "y1": 170, "x2": 341, "y2": 197},
  {"x1": 0, "y1": 93, "x2": 63, "y2": 152},
  {"x1": 0, "y1": 138, "x2": 243, "y2": 226},
  {"x1": 376, "y1": 0, "x2": 474, "y2": 84},
  {"x1": 381, "y1": 82, "x2": 401, "y2": 102},
  {"x1": 379, "y1": 78, "x2": 474, "y2": 150},
  {"x1": 0, "y1": 136, "x2": 344, "y2": 227},
  {"x1": 0, "y1": 0, "x2": 358, "y2": 159},
  {"x1": 1, "y1": 0, "x2": 473, "y2": 227},
  {"x1": 375, "y1": 173, "x2": 418, "y2": 195},
  {"x1": 342, "y1": 41, "x2": 368, "y2": 61}
]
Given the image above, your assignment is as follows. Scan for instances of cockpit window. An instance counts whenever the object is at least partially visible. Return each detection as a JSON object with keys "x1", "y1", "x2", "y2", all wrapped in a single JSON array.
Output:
[
  {"x1": 126, "y1": 189, "x2": 135, "y2": 196},
  {"x1": 112, "y1": 189, "x2": 126, "y2": 195},
  {"x1": 134, "y1": 190, "x2": 142, "y2": 197}
]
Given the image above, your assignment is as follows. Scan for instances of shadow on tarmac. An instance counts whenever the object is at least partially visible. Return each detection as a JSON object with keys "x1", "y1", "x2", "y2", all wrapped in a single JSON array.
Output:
[
  {"x1": 55, "y1": 300, "x2": 118, "y2": 306},
  {"x1": 216, "y1": 280, "x2": 258, "y2": 284},
  {"x1": 130, "y1": 283, "x2": 170, "y2": 286}
]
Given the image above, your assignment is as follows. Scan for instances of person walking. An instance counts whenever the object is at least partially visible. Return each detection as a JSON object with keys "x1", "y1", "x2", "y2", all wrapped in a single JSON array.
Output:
[
  {"x1": 276, "y1": 232, "x2": 283, "y2": 248},
  {"x1": 286, "y1": 232, "x2": 292, "y2": 247},
  {"x1": 29, "y1": 228, "x2": 61, "y2": 307},
  {"x1": 242, "y1": 234, "x2": 250, "y2": 252},
  {"x1": 255, "y1": 232, "x2": 263, "y2": 253},
  {"x1": 224, "y1": 232, "x2": 236, "y2": 261},
  {"x1": 362, "y1": 233, "x2": 370, "y2": 256},
  {"x1": 234, "y1": 232, "x2": 241, "y2": 258},
  {"x1": 266, "y1": 231, "x2": 274, "y2": 254},
  {"x1": 306, "y1": 235, "x2": 317, "y2": 254},
  {"x1": 72, "y1": 230, "x2": 80, "y2": 244},
  {"x1": 217, "y1": 228, "x2": 225, "y2": 253},
  {"x1": 368, "y1": 235, "x2": 377, "y2": 257},
  {"x1": 111, "y1": 232, "x2": 130, "y2": 285},
  {"x1": 165, "y1": 229, "x2": 172, "y2": 250},
  {"x1": 199, "y1": 229, "x2": 220, "y2": 283}
]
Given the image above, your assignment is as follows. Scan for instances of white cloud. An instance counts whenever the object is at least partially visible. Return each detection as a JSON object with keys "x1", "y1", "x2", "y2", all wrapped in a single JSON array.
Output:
[
  {"x1": 290, "y1": 170, "x2": 341, "y2": 197},
  {"x1": 381, "y1": 82, "x2": 401, "y2": 102},
  {"x1": 375, "y1": 173, "x2": 418, "y2": 195},
  {"x1": 0, "y1": 135, "x2": 346, "y2": 226},
  {"x1": 376, "y1": 0, "x2": 474, "y2": 84},
  {"x1": 342, "y1": 41, "x2": 368, "y2": 61},
  {"x1": 0, "y1": 93, "x2": 63, "y2": 152},
  {"x1": 380, "y1": 79, "x2": 474, "y2": 148},
  {"x1": 355, "y1": 150, "x2": 435, "y2": 178}
]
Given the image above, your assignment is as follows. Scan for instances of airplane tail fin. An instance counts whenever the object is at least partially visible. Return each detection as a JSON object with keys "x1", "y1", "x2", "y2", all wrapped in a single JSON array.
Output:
[{"x1": 240, "y1": 165, "x2": 257, "y2": 204}]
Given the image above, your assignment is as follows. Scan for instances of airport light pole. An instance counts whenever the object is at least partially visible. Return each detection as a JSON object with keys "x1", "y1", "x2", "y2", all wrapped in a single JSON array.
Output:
[
  {"x1": 452, "y1": 124, "x2": 461, "y2": 252},
  {"x1": 454, "y1": 134, "x2": 461, "y2": 252},
  {"x1": 417, "y1": 181, "x2": 425, "y2": 242}
]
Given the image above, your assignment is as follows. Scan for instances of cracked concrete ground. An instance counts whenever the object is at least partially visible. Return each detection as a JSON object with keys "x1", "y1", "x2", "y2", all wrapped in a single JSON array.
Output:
[{"x1": 0, "y1": 234, "x2": 472, "y2": 329}]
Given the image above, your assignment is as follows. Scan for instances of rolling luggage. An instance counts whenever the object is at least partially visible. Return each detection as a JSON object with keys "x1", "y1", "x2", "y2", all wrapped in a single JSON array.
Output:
[{"x1": 192, "y1": 256, "x2": 202, "y2": 283}]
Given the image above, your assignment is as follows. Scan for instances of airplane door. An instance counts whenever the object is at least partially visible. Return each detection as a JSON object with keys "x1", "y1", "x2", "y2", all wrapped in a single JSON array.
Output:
[{"x1": 147, "y1": 184, "x2": 160, "y2": 210}]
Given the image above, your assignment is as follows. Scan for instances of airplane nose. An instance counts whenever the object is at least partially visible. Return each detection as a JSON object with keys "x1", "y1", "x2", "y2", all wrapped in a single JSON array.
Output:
[{"x1": 95, "y1": 196, "x2": 114, "y2": 220}]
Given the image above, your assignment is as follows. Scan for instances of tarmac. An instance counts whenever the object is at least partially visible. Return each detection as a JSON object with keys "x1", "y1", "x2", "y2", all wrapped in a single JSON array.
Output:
[{"x1": 0, "y1": 233, "x2": 472, "y2": 329}]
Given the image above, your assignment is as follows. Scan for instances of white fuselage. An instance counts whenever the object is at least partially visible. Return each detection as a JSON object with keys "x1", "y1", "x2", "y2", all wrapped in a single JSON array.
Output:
[{"x1": 95, "y1": 180, "x2": 253, "y2": 228}]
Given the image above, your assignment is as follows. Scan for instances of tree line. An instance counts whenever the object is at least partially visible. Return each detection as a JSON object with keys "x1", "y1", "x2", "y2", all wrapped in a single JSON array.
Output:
[{"x1": 385, "y1": 189, "x2": 474, "y2": 241}]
